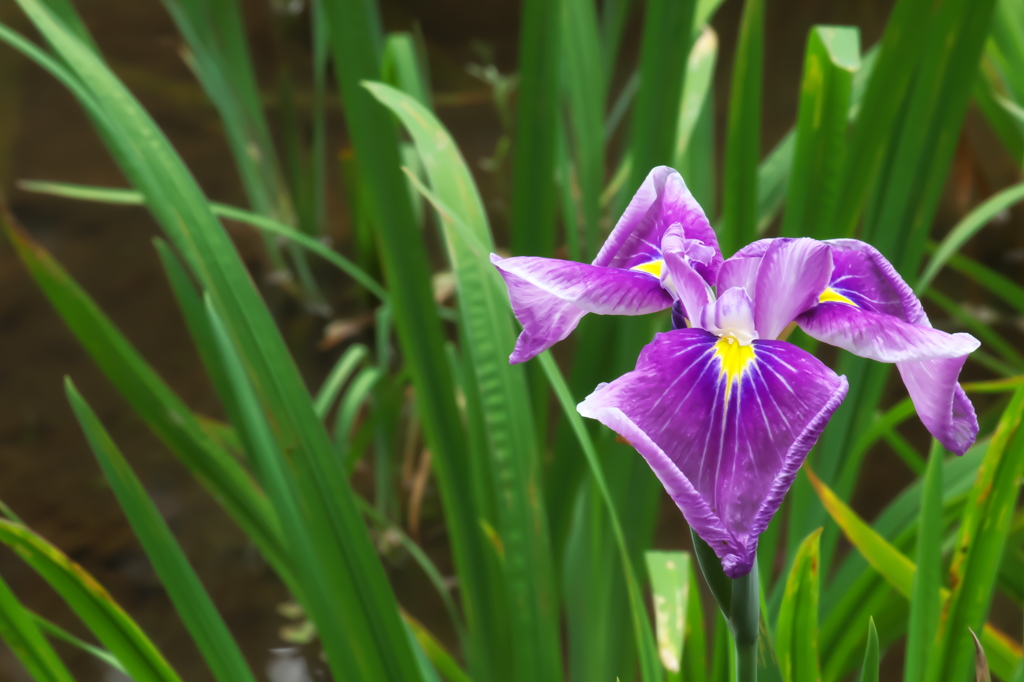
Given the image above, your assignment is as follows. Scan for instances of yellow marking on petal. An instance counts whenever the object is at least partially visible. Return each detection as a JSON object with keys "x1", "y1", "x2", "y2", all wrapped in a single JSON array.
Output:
[
  {"x1": 631, "y1": 259, "x2": 664, "y2": 278},
  {"x1": 819, "y1": 288, "x2": 856, "y2": 306},
  {"x1": 714, "y1": 337, "x2": 756, "y2": 402}
]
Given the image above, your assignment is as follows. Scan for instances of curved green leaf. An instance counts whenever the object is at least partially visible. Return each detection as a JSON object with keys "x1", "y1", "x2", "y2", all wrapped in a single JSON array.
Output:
[
  {"x1": 0, "y1": 573, "x2": 76, "y2": 682},
  {"x1": 0, "y1": 521, "x2": 182, "y2": 682}
]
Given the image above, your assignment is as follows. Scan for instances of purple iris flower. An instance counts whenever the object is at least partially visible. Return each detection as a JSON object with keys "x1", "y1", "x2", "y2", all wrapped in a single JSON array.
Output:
[{"x1": 491, "y1": 166, "x2": 980, "y2": 577}]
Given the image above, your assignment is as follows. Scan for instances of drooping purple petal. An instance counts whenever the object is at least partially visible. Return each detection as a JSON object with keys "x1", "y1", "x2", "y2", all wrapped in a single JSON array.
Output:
[
  {"x1": 797, "y1": 302, "x2": 980, "y2": 362},
  {"x1": 593, "y1": 166, "x2": 723, "y2": 283},
  {"x1": 577, "y1": 329, "x2": 848, "y2": 577},
  {"x1": 752, "y1": 238, "x2": 833, "y2": 340},
  {"x1": 491, "y1": 254, "x2": 673, "y2": 363},
  {"x1": 898, "y1": 358, "x2": 978, "y2": 455},
  {"x1": 824, "y1": 239, "x2": 925, "y2": 322},
  {"x1": 798, "y1": 239, "x2": 980, "y2": 453}
]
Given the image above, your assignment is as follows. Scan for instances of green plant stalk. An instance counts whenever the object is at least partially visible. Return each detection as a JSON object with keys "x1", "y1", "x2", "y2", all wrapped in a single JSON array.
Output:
[
  {"x1": 692, "y1": 529, "x2": 760, "y2": 681},
  {"x1": 732, "y1": 562, "x2": 760, "y2": 682}
]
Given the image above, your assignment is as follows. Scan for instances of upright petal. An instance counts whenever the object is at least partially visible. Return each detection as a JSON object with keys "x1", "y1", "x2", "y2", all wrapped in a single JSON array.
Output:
[
  {"x1": 491, "y1": 254, "x2": 673, "y2": 363},
  {"x1": 797, "y1": 239, "x2": 980, "y2": 453},
  {"x1": 752, "y1": 238, "x2": 833, "y2": 340},
  {"x1": 698, "y1": 287, "x2": 757, "y2": 345},
  {"x1": 663, "y1": 231, "x2": 714, "y2": 324},
  {"x1": 577, "y1": 329, "x2": 847, "y2": 577},
  {"x1": 717, "y1": 254, "x2": 760, "y2": 294},
  {"x1": 594, "y1": 166, "x2": 722, "y2": 283}
]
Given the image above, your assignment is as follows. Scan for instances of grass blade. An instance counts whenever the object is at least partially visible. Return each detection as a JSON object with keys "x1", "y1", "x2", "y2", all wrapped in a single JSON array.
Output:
[
  {"x1": 318, "y1": 2, "x2": 480, "y2": 676},
  {"x1": 857, "y1": 618, "x2": 879, "y2": 682},
  {"x1": 942, "y1": 251, "x2": 1024, "y2": 313},
  {"x1": 16, "y1": 180, "x2": 388, "y2": 301},
  {"x1": 620, "y1": 0, "x2": 695, "y2": 209},
  {"x1": 202, "y1": 296, "x2": 422, "y2": 680},
  {"x1": 861, "y1": 0, "x2": 998, "y2": 274},
  {"x1": 833, "y1": 0, "x2": 941, "y2": 236},
  {"x1": 509, "y1": 0, "x2": 561, "y2": 257},
  {"x1": 671, "y1": 26, "x2": 717, "y2": 180},
  {"x1": 928, "y1": 386, "x2": 1024, "y2": 681},
  {"x1": 776, "y1": 529, "x2": 823, "y2": 682},
  {"x1": 806, "y1": 468, "x2": 1023, "y2": 679},
  {"x1": 0, "y1": 520, "x2": 182, "y2": 682},
  {"x1": 0, "y1": 573, "x2": 75, "y2": 682},
  {"x1": 719, "y1": 0, "x2": 763, "y2": 255},
  {"x1": 0, "y1": 212, "x2": 293, "y2": 590},
  {"x1": 29, "y1": 612, "x2": 125, "y2": 674},
  {"x1": 65, "y1": 379, "x2": 258, "y2": 682},
  {"x1": 561, "y1": 0, "x2": 604, "y2": 259},
  {"x1": 382, "y1": 32, "x2": 432, "y2": 109},
  {"x1": 314, "y1": 343, "x2": 370, "y2": 418},
  {"x1": 904, "y1": 441, "x2": 945, "y2": 681},
  {"x1": 366, "y1": 80, "x2": 563, "y2": 681},
  {"x1": 917, "y1": 181, "x2": 1024, "y2": 291},
  {"x1": 4, "y1": 2, "x2": 421, "y2": 666},
  {"x1": 538, "y1": 351, "x2": 662, "y2": 681},
  {"x1": 781, "y1": 26, "x2": 860, "y2": 239}
]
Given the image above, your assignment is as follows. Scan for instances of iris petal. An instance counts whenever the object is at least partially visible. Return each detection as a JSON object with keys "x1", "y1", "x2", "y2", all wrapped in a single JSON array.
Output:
[
  {"x1": 594, "y1": 166, "x2": 722, "y2": 283},
  {"x1": 491, "y1": 254, "x2": 673, "y2": 363},
  {"x1": 898, "y1": 358, "x2": 978, "y2": 455},
  {"x1": 752, "y1": 238, "x2": 833, "y2": 340},
  {"x1": 578, "y1": 329, "x2": 848, "y2": 577},
  {"x1": 662, "y1": 231, "x2": 715, "y2": 323},
  {"x1": 798, "y1": 239, "x2": 980, "y2": 454}
]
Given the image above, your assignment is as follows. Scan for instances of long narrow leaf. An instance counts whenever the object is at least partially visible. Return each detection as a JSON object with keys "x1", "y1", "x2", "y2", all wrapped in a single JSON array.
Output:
[
  {"x1": 857, "y1": 619, "x2": 879, "y2": 682},
  {"x1": 928, "y1": 386, "x2": 1024, "y2": 681},
  {"x1": 645, "y1": 551, "x2": 694, "y2": 676},
  {"x1": 0, "y1": 572, "x2": 75, "y2": 682},
  {"x1": 539, "y1": 351, "x2": 663, "y2": 681},
  {"x1": 904, "y1": 441, "x2": 945, "y2": 681},
  {"x1": 16, "y1": 180, "x2": 387, "y2": 301},
  {"x1": 0, "y1": 212, "x2": 292, "y2": 589},
  {"x1": 776, "y1": 529, "x2": 823, "y2": 682},
  {"x1": 366, "y1": 80, "x2": 563, "y2": 682},
  {"x1": 781, "y1": 26, "x2": 860, "y2": 239},
  {"x1": 11, "y1": 3, "x2": 424, "y2": 672},
  {"x1": 0, "y1": 521, "x2": 182, "y2": 682},
  {"x1": 509, "y1": 0, "x2": 561, "y2": 258},
  {"x1": 719, "y1": 0, "x2": 763, "y2": 255},
  {"x1": 65, "y1": 379, "x2": 258, "y2": 682},
  {"x1": 806, "y1": 469, "x2": 1023, "y2": 678}
]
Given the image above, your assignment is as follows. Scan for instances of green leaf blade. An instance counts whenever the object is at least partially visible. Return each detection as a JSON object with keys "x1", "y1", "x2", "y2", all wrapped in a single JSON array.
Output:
[
  {"x1": 776, "y1": 528, "x2": 823, "y2": 682},
  {"x1": 64, "y1": 379, "x2": 258, "y2": 682}
]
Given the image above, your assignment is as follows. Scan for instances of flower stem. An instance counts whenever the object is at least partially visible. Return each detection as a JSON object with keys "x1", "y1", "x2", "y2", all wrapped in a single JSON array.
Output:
[
  {"x1": 690, "y1": 529, "x2": 760, "y2": 682},
  {"x1": 729, "y1": 559, "x2": 760, "y2": 682}
]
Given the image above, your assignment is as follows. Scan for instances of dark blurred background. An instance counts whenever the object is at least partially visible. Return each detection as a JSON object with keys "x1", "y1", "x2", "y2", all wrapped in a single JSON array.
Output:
[{"x1": 1, "y1": 0, "x2": 1021, "y2": 679}]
